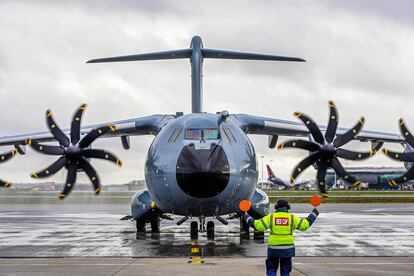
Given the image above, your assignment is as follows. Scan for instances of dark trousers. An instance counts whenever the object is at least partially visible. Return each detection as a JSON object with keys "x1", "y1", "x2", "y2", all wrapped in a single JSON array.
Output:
[{"x1": 266, "y1": 256, "x2": 292, "y2": 276}]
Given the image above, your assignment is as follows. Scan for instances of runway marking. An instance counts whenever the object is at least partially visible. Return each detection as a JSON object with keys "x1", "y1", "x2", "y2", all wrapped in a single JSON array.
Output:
[
  {"x1": 296, "y1": 262, "x2": 414, "y2": 265},
  {"x1": 0, "y1": 264, "x2": 148, "y2": 266}
]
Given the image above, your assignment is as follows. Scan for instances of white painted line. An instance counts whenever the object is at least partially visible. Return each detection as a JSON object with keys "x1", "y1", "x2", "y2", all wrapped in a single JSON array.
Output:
[
  {"x1": 296, "y1": 263, "x2": 414, "y2": 265},
  {"x1": 0, "y1": 264, "x2": 148, "y2": 266}
]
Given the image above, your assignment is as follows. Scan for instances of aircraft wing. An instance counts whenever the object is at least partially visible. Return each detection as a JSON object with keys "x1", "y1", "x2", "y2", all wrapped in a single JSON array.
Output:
[
  {"x1": 231, "y1": 114, "x2": 403, "y2": 144},
  {"x1": 0, "y1": 114, "x2": 175, "y2": 147}
]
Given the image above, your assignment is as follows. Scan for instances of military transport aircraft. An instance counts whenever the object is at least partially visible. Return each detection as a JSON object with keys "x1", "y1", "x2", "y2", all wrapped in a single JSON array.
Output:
[
  {"x1": 266, "y1": 165, "x2": 312, "y2": 190},
  {"x1": 0, "y1": 36, "x2": 407, "y2": 238}
]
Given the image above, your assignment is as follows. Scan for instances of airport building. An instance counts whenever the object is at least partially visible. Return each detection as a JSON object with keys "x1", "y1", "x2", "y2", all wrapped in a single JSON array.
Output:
[{"x1": 326, "y1": 167, "x2": 413, "y2": 190}]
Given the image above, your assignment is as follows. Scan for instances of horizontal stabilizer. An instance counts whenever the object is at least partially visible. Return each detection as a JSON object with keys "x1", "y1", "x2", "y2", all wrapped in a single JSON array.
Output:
[
  {"x1": 87, "y1": 49, "x2": 192, "y2": 63},
  {"x1": 201, "y1": 48, "x2": 305, "y2": 62}
]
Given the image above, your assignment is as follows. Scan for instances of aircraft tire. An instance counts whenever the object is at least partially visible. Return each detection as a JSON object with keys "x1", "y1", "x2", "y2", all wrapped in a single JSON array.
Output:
[
  {"x1": 240, "y1": 214, "x2": 250, "y2": 233},
  {"x1": 150, "y1": 218, "x2": 160, "y2": 233},
  {"x1": 253, "y1": 229, "x2": 264, "y2": 240},
  {"x1": 136, "y1": 219, "x2": 146, "y2": 233},
  {"x1": 207, "y1": 221, "x2": 214, "y2": 240},
  {"x1": 190, "y1": 221, "x2": 198, "y2": 240}
]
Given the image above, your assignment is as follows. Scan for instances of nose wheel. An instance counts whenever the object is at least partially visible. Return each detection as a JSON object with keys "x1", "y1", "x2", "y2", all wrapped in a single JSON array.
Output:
[
  {"x1": 190, "y1": 218, "x2": 215, "y2": 240},
  {"x1": 190, "y1": 221, "x2": 198, "y2": 239}
]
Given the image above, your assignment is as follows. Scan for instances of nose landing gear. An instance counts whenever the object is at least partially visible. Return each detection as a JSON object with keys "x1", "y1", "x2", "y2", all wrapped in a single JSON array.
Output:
[{"x1": 190, "y1": 216, "x2": 215, "y2": 240}]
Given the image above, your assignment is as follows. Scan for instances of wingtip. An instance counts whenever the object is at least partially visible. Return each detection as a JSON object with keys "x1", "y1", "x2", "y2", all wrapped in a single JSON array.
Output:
[
  {"x1": 58, "y1": 193, "x2": 66, "y2": 200},
  {"x1": 4, "y1": 182, "x2": 12, "y2": 188},
  {"x1": 116, "y1": 160, "x2": 123, "y2": 167}
]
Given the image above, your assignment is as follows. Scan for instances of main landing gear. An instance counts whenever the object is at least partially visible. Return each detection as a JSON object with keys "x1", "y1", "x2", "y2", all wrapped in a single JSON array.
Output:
[
  {"x1": 135, "y1": 217, "x2": 160, "y2": 233},
  {"x1": 239, "y1": 213, "x2": 264, "y2": 240}
]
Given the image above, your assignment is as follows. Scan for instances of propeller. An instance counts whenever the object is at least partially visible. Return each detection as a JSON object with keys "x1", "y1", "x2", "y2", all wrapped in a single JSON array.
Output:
[
  {"x1": 382, "y1": 118, "x2": 414, "y2": 187},
  {"x1": 0, "y1": 149, "x2": 18, "y2": 187},
  {"x1": 26, "y1": 104, "x2": 122, "y2": 199},
  {"x1": 278, "y1": 101, "x2": 380, "y2": 198}
]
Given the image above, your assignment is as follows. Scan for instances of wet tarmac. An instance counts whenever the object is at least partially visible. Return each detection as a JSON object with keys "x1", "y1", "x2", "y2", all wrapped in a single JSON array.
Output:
[{"x1": 1, "y1": 203, "x2": 413, "y2": 258}]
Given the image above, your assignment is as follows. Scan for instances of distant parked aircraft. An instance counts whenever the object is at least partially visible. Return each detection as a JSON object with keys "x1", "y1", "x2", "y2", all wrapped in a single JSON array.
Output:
[{"x1": 266, "y1": 165, "x2": 312, "y2": 190}]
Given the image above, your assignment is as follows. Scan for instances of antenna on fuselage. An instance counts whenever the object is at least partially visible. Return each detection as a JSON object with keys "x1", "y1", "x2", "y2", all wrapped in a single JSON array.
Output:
[{"x1": 87, "y1": 36, "x2": 305, "y2": 113}]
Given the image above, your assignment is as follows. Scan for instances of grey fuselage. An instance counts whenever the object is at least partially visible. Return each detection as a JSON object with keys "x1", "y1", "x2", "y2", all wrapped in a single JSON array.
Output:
[{"x1": 145, "y1": 113, "x2": 258, "y2": 217}]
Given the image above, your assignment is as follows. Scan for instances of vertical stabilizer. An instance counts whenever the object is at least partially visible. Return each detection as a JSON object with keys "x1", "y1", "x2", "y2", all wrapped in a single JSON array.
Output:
[
  {"x1": 266, "y1": 165, "x2": 275, "y2": 178},
  {"x1": 87, "y1": 36, "x2": 305, "y2": 113}
]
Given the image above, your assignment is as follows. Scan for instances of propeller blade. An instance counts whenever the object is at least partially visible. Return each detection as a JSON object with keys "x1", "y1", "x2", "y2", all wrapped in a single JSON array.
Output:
[
  {"x1": 382, "y1": 148, "x2": 414, "y2": 162},
  {"x1": 333, "y1": 117, "x2": 365, "y2": 148},
  {"x1": 70, "y1": 104, "x2": 87, "y2": 144},
  {"x1": 79, "y1": 158, "x2": 101, "y2": 195},
  {"x1": 30, "y1": 156, "x2": 67, "y2": 179},
  {"x1": 59, "y1": 162, "x2": 78, "y2": 200},
  {"x1": 278, "y1": 140, "x2": 320, "y2": 152},
  {"x1": 399, "y1": 118, "x2": 414, "y2": 148},
  {"x1": 336, "y1": 148, "x2": 378, "y2": 161},
  {"x1": 331, "y1": 157, "x2": 361, "y2": 188},
  {"x1": 290, "y1": 152, "x2": 320, "y2": 183},
  {"x1": 324, "y1": 101, "x2": 338, "y2": 143},
  {"x1": 81, "y1": 149, "x2": 122, "y2": 166},
  {"x1": 316, "y1": 159, "x2": 328, "y2": 198},
  {"x1": 0, "y1": 149, "x2": 17, "y2": 163},
  {"x1": 387, "y1": 167, "x2": 414, "y2": 186},
  {"x1": 46, "y1": 109, "x2": 70, "y2": 147},
  {"x1": 25, "y1": 139, "x2": 65, "y2": 155},
  {"x1": 0, "y1": 179, "x2": 11, "y2": 188},
  {"x1": 78, "y1": 124, "x2": 117, "y2": 148},
  {"x1": 294, "y1": 112, "x2": 325, "y2": 144}
]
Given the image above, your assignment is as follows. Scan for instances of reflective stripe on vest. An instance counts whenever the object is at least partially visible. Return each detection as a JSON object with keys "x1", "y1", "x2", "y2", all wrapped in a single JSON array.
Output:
[
  {"x1": 269, "y1": 213, "x2": 274, "y2": 234},
  {"x1": 297, "y1": 218, "x2": 304, "y2": 229},
  {"x1": 290, "y1": 214, "x2": 294, "y2": 234},
  {"x1": 268, "y1": 244, "x2": 295, "y2": 250},
  {"x1": 260, "y1": 218, "x2": 268, "y2": 229}
]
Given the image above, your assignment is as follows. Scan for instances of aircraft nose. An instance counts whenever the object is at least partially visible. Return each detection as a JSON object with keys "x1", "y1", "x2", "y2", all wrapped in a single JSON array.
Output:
[{"x1": 176, "y1": 143, "x2": 230, "y2": 198}]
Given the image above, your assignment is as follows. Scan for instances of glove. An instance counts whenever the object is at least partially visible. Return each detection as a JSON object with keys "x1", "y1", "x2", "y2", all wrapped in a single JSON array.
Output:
[
  {"x1": 307, "y1": 208, "x2": 319, "y2": 226},
  {"x1": 244, "y1": 212, "x2": 255, "y2": 227}
]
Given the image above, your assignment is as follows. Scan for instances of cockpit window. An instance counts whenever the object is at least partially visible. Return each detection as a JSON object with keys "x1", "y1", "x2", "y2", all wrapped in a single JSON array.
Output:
[
  {"x1": 184, "y1": 128, "x2": 220, "y2": 140},
  {"x1": 221, "y1": 128, "x2": 237, "y2": 143},
  {"x1": 203, "y1": 128, "x2": 220, "y2": 140},
  {"x1": 168, "y1": 128, "x2": 184, "y2": 143},
  {"x1": 185, "y1": 129, "x2": 202, "y2": 140}
]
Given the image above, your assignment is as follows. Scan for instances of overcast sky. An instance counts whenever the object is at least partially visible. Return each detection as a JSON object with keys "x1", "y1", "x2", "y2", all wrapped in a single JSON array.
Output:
[{"x1": 0, "y1": 0, "x2": 413, "y2": 185}]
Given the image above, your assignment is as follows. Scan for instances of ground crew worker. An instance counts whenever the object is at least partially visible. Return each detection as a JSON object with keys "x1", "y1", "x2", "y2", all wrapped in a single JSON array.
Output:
[{"x1": 245, "y1": 199, "x2": 319, "y2": 276}]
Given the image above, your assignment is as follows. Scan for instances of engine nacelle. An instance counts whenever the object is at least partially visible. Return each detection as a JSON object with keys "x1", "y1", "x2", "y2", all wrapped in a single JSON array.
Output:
[
  {"x1": 404, "y1": 144, "x2": 414, "y2": 170},
  {"x1": 247, "y1": 188, "x2": 270, "y2": 219},
  {"x1": 131, "y1": 189, "x2": 156, "y2": 222}
]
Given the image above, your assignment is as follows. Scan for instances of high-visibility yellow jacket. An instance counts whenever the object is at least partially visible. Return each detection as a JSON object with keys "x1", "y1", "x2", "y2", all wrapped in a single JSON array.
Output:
[{"x1": 253, "y1": 210, "x2": 311, "y2": 247}]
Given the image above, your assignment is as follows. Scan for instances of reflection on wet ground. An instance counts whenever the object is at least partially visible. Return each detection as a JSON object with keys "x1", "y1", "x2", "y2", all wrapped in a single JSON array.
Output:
[{"x1": 0, "y1": 204, "x2": 413, "y2": 257}]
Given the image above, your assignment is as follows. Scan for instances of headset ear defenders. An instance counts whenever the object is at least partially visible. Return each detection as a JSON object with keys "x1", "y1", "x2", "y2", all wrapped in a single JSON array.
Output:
[{"x1": 274, "y1": 201, "x2": 290, "y2": 210}]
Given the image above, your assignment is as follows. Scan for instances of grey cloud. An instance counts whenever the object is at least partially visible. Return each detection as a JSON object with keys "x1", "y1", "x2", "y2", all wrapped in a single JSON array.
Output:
[{"x1": 0, "y1": 0, "x2": 412, "y2": 183}]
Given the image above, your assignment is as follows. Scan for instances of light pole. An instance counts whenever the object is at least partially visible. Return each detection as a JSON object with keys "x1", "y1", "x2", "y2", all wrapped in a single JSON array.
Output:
[{"x1": 260, "y1": 155, "x2": 264, "y2": 189}]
